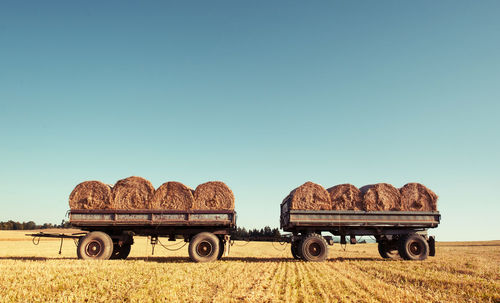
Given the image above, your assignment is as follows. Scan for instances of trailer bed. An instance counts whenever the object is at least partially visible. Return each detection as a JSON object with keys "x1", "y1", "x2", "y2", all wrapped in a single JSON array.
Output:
[
  {"x1": 280, "y1": 197, "x2": 440, "y2": 233},
  {"x1": 70, "y1": 209, "x2": 236, "y2": 228},
  {"x1": 281, "y1": 209, "x2": 440, "y2": 230}
]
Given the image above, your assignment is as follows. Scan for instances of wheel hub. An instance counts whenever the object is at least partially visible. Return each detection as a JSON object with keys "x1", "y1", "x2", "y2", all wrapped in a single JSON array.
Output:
[
  {"x1": 308, "y1": 243, "x2": 321, "y2": 257},
  {"x1": 409, "y1": 241, "x2": 422, "y2": 255},
  {"x1": 197, "y1": 241, "x2": 213, "y2": 257},
  {"x1": 86, "y1": 240, "x2": 102, "y2": 257}
]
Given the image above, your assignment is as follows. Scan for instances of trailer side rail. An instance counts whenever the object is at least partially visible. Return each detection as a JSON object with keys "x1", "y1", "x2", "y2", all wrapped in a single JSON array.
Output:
[
  {"x1": 69, "y1": 210, "x2": 236, "y2": 227},
  {"x1": 281, "y1": 210, "x2": 440, "y2": 230}
]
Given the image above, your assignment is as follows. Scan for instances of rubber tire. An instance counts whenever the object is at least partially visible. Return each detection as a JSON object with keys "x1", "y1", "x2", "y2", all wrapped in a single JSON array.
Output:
[
  {"x1": 77, "y1": 231, "x2": 113, "y2": 260},
  {"x1": 300, "y1": 234, "x2": 328, "y2": 262},
  {"x1": 110, "y1": 244, "x2": 131, "y2": 260},
  {"x1": 76, "y1": 237, "x2": 83, "y2": 259},
  {"x1": 291, "y1": 240, "x2": 302, "y2": 260},
  {"x1": 428, "y1": 236, "x2": 436, "y2": 257},
  {"x1": 217, "y1": 238, "x2": 225, "y2": 260},
  {"x1": 378, "y1": 241, "x2": 399, "y2": 259},
  {"x1": 398, "y1": 234, "x2": 429, "y2": 261},
  {"x1": 188, "y1": 232, "x2": 220, "y2": 263}
]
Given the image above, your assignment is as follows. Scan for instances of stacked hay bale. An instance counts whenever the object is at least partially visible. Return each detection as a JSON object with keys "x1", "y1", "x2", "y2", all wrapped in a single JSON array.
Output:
[
  {"x1": 69, "y1": 177, "x2": 235, "y2": 211},
  {"x1": 69, "y1": 181, "x2": 113, "y2": 209},
  {"x1": 279, "y1": 181, "x2": 438, "y2": 212},
  {"x1": 327, "y1": 184, "x2": 363, "y2": 210},
  {"x1": 400, "y1": 183, "x2": 438, "y2": 211},
  {"x1": 152, "y1": 181, "x2": 194, "y2": 210},
  {"x1": 360, "y1": 183, "x2": 401, "y2": 211},
  {"x1": 283, "y1": 182, "x2": 332, "y2": 210},
  {"x1": 69, "y1": 177, "x2": 438, "y2": 212},
  {"x1": 193, "y1": 181, "x2": 235, "y2": 210},
  {"x1": 112, "y1": 176, "x2": 155, "y2": 209}
]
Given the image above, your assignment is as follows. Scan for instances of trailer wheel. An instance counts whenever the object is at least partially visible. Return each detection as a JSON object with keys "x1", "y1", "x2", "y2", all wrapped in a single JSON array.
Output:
[
  {"x1": 378, "y1": 241, "x2": 399, "y2": 259},
  {"x1": 217, "y1": 238, "x2": 225, "y2": 260},
  {"x1": 291, "y1": 240, "x2": 302, "y2": 260},
  {"x1": 76, "y1": 237, "x2": 83, "y2": 259},
  {"x1": 188, "y1": 232, "x2": 220, "y2": 263},
  {"x1": 398, "y1": 234, "x2": 429, "y2": 261},
  {"x1": 110, "y1": 244, "x2": 132, "y2": 260},
  {"x1": 300, "y1": 234, "x2": 328, "y2": 262},
  {"x1": 77, "y1": 231, "x2": 113, "y2": 260},
  {"x1": 428, "y1": 236, "x2": 436, "y2": 257}
]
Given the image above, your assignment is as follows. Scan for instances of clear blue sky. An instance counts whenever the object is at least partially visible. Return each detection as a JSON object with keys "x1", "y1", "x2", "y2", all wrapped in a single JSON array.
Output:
[{"x1": 1, "y1": 1, "x2": 498, "y2": 241}]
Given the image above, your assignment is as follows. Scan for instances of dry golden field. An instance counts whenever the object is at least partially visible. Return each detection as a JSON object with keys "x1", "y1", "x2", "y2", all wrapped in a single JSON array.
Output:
[{"x1": 0, "y1": 230, "x2": 499, "y2": 303}]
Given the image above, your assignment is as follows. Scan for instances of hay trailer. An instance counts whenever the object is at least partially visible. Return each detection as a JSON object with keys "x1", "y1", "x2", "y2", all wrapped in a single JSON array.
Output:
[
  {"x1": 29, "y1": 209, "x2": 236, "y2": 262},
  {"x1": 280, "y1": 200, "x2": 441, "y2": 262}
]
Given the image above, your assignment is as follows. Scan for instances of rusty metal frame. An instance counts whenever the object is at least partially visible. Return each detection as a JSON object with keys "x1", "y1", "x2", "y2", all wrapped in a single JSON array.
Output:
[
  {"x1": 69, "y1": 209, "x2": 235, "y2": 214},
  {"x1": 280, "y1": 202, "x2": 441, "y2": 234},
  {"x1": 68, "y1": 210, "x2": 237, "y2": 237}
]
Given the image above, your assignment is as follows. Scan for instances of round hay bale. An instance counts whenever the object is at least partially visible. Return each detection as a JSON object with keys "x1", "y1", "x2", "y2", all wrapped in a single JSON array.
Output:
[
  {"x1": 193, "y1": 181, "x2": 235, "y2": 210},
  {"x1": 400, "y1": 183, "x2": 438, "y2": 211},
  {"x1": 69, "y1": 181, "x2": 113, "y2": 210},
  {"x1": 152, "y1": 181, "x2": 194, "y2": 210},
  {"x1": 327, "y1": 184, "x2": 363, "y2": 210},
  {"x1": 359, "y1": 184, "x2": 375, "y2": 195},
  {"x1": 112, "y1": 176, "x2": 155, "y2": 209},
  {"x1": 283, "y1": 182, "x2": 332, "y2": 210},
  {"x1": 361, "y1": 183, "x2": 401, "y2": 211}
]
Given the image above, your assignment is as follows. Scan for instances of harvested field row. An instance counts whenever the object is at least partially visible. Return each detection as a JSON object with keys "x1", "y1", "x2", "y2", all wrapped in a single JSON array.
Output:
[
  {"x1": 69, "y1": 177, "x2": 234, "y2": 210},
  {"x1": 284, "y1": 182, "x2": 438, "y2": 211},
  {"x1": 1, "y1": 231, "x2": 498, "y2": 303}
]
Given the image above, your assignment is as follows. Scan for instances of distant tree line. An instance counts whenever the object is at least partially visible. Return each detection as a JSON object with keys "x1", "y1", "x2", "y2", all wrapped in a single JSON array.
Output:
[
  {"x1": 0, "y1": 220, "x2": 72, "y2": 230},
  {"x1": 231, "y1": 226, "x2": 282, "y2": 241}
]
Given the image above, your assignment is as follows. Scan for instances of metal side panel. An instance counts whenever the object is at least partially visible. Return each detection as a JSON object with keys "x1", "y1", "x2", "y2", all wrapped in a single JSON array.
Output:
[
  {"x1": 280, "y1": 201, "x2": 290, "y2": 229},
  {"x1": 154, "y1": 214, "x2": 187, "y2": 221},
  {"x1": 116, "y1": 214, "x2": 151, "y2": 221},
  {"x1": 190, "y1": 214, "x2": 232, "y2": 221},
  {"x1": 70, "y1": 213, "x2": 114, "y2": 221},
  {"x1": 288, "y1": 210, "x2": 440, "y2": 215},
  {"x1": 284, "y1": 210, "x2": 440, "y2": 229},
  {"x1": 69, "y1": 211, "x2": 235, "y2": 227},
  {"x1": 281, "y1": 202, "x2": 289, "y2": 215}
]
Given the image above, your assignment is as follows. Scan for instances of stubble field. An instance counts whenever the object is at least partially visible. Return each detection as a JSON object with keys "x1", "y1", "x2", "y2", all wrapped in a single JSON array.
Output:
[{"x1": 0, "y1": 230, "x2": 498, "y2": 302}]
